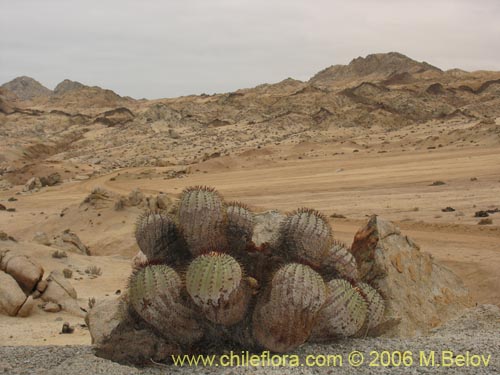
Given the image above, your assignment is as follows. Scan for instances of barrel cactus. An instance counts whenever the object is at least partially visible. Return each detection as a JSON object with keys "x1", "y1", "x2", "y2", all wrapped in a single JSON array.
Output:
[
  {"x1": 115, "y1": 186, "x2": 385, "y2": 363},
  {"x1": 273, "y1": 208, "x2": 332, "y2": 267},
  {"x1": 252, "y1": 263, "x2": 326, "y2": 352},
  {"x1": 178, "y1": 186, "x2": 227, "y2": 256},
  {"x1": 320, "y1": 241, "x2": 359, "y2": 281},
  {"x1": 135, "y1": 210, "x2": 188, "y2": 265},
  {"x1": 128, "y1": 264, "x2": 203, "y2": 345},
  {"x1": 311, "y1": 278, "x2": 368, "y2": 341},
  {"x1": 226, "y1": 202, "x2": 254, "y2": 253},
  {"x1": 185, "y1": 251, "x2": 251, "y2": 325}
]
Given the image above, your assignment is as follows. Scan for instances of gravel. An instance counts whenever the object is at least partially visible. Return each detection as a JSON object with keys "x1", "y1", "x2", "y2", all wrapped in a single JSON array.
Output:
[{"x1": 1, "y1": 305, "x2": 498, "y2": 375}]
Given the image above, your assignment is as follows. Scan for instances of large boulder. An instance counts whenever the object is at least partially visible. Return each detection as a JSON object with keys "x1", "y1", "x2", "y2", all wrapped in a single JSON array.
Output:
[
  {"x1": 91, "y1": 300, "x2": 181, "y2": 364},
  {"x1": 252, "y1": 210, "x2": 285, "y2": 246},
  {"x1": 23, "y1": 177, "x2": 42, "y2": 192},
  {"x1": 40, "y1": 172, "x2": 62, "y2": 187},
  {"x1": 86, "y1": 298, "x2": 123, "y2": 346},
  {"x1": 0, "y1": 249, "x2": 44, "y2": 293},
  {"x1": 52, "y1": 229, "x2": 90, "y2": 255},
  {"x1": 41, "y1": 270, "x2": 84, "y2": 317},
  {"x1": 0, "y1": 270, "x2": 27, "y2": 316},
  {"x1": 351, "y1": 215, "x2": 472, "y2": 336}
]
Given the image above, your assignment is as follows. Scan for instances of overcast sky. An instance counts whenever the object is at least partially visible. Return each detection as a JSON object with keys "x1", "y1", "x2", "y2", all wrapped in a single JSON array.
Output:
[{"x1": 1, "y1": 0, "x2": 499, "y2": 99}]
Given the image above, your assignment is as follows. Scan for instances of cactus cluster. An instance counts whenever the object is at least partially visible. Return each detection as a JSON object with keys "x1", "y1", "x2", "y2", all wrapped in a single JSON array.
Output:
[{"x1": 127, "y1": 186, "x2": 385, "y2": 354}]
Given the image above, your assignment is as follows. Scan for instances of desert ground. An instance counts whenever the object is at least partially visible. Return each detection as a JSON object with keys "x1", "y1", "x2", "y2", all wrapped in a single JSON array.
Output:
[{"x1": 1, "y1": 141, "x2": 499, "y2": 346}]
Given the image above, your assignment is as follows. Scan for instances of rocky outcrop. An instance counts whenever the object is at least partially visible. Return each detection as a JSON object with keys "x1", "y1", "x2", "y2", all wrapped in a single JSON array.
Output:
[
  {"x1": 310, "y1": 52, "x2": 442, "y2": 86},
  {"x1": 85, "y1": 298, "x2": 123, "y2": 346},
  {"x1": 1, "y1": 76, "x2": 52, "y2": 101},
  {"x1": 0, "y1": 249, "x2": 44, "y2": 293},
  {"x1": 53, "y1": 230, "x2": 90, "y2": 255},
  {"x1": 351, "y1": 215, "x2": 472, "y2": 337},
  {"x1": 252, "y1": 210, "x2": 285, "y2": 246},
  {"x1": 89, "y1": 299, "x2": 181, "y2": 364},
  {"x1": 0, "y1": 270, "x2": 27, "y2": 316},
  {"x1": 41, "y1": 270, "x2": 84, "y2": 317}
]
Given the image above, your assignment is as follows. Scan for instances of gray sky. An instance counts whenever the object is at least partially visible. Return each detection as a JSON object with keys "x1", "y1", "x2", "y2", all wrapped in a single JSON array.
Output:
[{"x1": 1, "y1": 0, "x2": 499, "y2": 99}]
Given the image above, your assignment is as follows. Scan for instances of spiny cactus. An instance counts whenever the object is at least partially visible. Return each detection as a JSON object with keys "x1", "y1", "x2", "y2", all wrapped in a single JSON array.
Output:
[
  {"x1": 320, "y1": 241, "x2": 359, "y2": 281},
  {"x1": 273, "y1": 208, "x2": 332, "y2": 267},
  {"x1": 311, "y1": 279, "x2": 368, "y2": 341},
  {"x1": 357, "y1": 282, "x2": 385, "y2": 332},
  {"x1": 128, "y1": 264, "x2": 203, "y2": 345},
  {"x1": 186, "y1": 252, "x2": 251, "y2": 325},
  {"x1": 252, "y1": 263, "x2": 326, "y2": 352},
  {"x1": 121, "y1": 185, "x2": 385, "y2": 362},
  {"x1": 178, "y1": 186, "x2": 227, "y2": 256},
  {"x1": 226, "y1": 202, "x2": 254, "y2": 254},
  {"x1": 135, "y1": 211, "x2": 187, "y2": 264}
]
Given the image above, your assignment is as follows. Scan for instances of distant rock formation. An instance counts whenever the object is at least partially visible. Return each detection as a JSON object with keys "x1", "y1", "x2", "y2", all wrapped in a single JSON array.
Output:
[
  {"x1": 1, "y1": 76, "x2": 52, "y2": 100},
  {"x1": 53, "y1": 79, "x2": 86, "y2": 95},
  {"x1": 310, "y1": 52, "x2": 442, "y2": 86}
]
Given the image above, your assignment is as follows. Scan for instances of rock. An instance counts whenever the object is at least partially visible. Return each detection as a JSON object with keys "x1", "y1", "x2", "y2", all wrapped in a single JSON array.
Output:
[
  {"x1": 61, "y1": 322, "x2": 75, "y2": 334},
  {"x1": 156, "y1": 192, "x2": 172, "y2": 210},
  {"x1": 42, "y1": 301, "x2": 62, "y2": 313},
  {"x1": 41, "y1": 270, "x2": 84, "y2": 317},
  {"x1": 0, "y1": 249, "x2": 44, "y2": 293},
  {"x1": 351, "y1": 215, "x2": 472, "y2": 337},
  {"x1": 86, "y1": 298, "x2": 122, "y2": 346},
  {"x1": 33, "y1": 231, "x2": 51, "y2": 246},
  {"x1": 252, "y1": 210, "x2": 285, "y2": 246},
  {"x1": 23, "y1": 177, "x2": 42, "y2": 192},
  {"x1": 40, "y1": 172, "x2": 62, "y2": 187},
  {"x1": 36, "y1": 280, "x2": 48, "y2": 293},
  {"x1": 0, "y1": 270, "x2": 27, "y2": 316},
  {"x1": 0, "y1": 203, "x2": 5, "y2": 210},
  {"x1": 127, "y1": 188, "x2": 145, "y2": 206},
  {"x1": 93, "y1": 304, "x2": 181, "y2": 364},
  {"x1": 17, "y1": 295, "x2": 36, "y2": 317},
  {"x1": 53, "y1": 229, "x2": 90, "y2": 255}
]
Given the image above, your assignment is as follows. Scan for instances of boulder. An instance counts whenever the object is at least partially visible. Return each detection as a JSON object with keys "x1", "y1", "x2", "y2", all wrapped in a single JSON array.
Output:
[
  {"x1": 33, "y1": 231, "x2": 51, "y2": 246},
  {"x1": 252, "y1": 210, "x2": 285, "y2": 246},
  {"x1": 17, "y1": 295, "x2": 36, "y2": 317},
  {"x1": 127, "y1": 188, "x2": 145, "y2": 207},
  {"x1": 53, "y1": 229, "x2": 90, "y2": 255},
  {"x1": 0, "y1": 270, "x2": 27, "y2": 316},
  {"x1": 40, "y1": 172, "x2": 61, "y2": 187},
  {"x1": 0, "y1": 249, "x2": 44, "y2": 293},
  {"x1": 156, "y1": 193, "x2": 172, "y2": 210},
  {"x1": 42, "y1": 301, "x2": 62, "y2": 313},
  {"x1": 23, "y1": 177, "x2": 43, "y2": 192},
  {"x1": 41, "y1": 270, "x2": 84, "y2": 317},
  {"x1": 85, "y1": 298, "x2": 123, "y2": 346},
  {"x1": 92, "y1": 303, "x2": 181, "y2": 364},
  {"x1": 351, "y1": 215, "x2": 472, "y2": 337}
]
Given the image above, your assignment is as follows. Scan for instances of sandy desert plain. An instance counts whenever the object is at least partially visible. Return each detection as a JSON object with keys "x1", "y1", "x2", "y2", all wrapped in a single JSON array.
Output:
[{"x1": 0, "y1": 52, "x2": 499, "y2": 373}]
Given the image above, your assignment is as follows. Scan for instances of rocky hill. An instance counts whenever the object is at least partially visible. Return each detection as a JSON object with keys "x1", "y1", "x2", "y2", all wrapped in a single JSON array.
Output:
[
  {"x1": 1, "y1": 76, "x2": 52, "y2": 101},
  {"x1": 0, "y1": 52, "x2": 499, "y2": 174}
]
